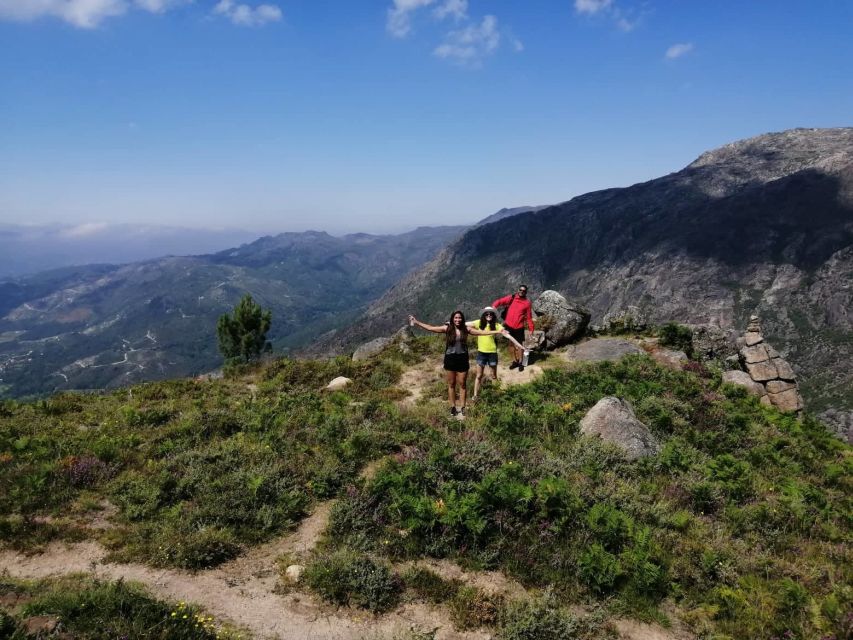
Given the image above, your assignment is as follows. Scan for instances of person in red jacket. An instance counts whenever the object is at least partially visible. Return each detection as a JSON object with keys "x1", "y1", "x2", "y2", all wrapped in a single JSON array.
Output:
[{"x1": 492, "y1": 285, "x2": 534, "y2": 371}]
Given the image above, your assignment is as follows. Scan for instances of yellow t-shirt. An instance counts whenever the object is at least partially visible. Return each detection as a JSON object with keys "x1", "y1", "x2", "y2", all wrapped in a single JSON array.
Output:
[{"x1": 467, "y1": 321, "x2": 503, "y2": 353}]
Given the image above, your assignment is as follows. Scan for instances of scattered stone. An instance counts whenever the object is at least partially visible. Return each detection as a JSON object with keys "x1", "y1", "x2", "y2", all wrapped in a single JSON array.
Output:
[
  {"x1": 579, "y1": 397, "x2": 660, "y2": 460},
  {"x1": 352, "y1": 337, "x2": 391, "y2": 361},
  {"x1": 284, "y1": 564, "x2": 305, "y2": 584},
  {"x1": 565, "y1": 339, "x2": 644, "y2": 363},
  {"x1": 324, "y1": 376, "x2": 353, "y2": 392},
  {"x1": 531, "y1": 290, "x2": 590, "y2": 349},
  {"x1": 525, "y1": 329, "x2": 547, "y2": 350},
  {"x1": 23, "y1": 616, "x2": 59, "y2": 636},
  {"x1": 722, "y1": 370, "x2": 766, "y2": 396}
]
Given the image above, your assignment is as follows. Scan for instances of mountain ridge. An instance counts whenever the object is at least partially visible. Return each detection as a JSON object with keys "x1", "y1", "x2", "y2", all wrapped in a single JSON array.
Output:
[{"x1": 311, "y1": 128, "x2": 853, "y2": 418}]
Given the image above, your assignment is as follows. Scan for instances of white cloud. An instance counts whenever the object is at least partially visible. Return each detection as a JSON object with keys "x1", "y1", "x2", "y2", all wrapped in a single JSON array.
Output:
[
  {"x1": 133, "y1": 0, "x2": 186, "y2": 13},
  {"x1": 0, "y1": 0, "x2": 128, "y2": 28},
  {"x1": 386, "y1": 0, "x2": 434, "y2": 38},
  {"x1": 433, "y1": 0, "x2": 466, "y2": 21},
  {"x1": 213, "y1": 0, "x2": 281, "y2": 26},
  {"x1": 61, "y1": 222, "x2": 110, "y2": 237},
  {"x1": 574, "y1": 0, "x2": 612, "y2": 15},
  {"x1": 433, "y1": 14, "x2": 500, "y2": 67},
  {"x1": 665, "y1": 42, "x2": 694, "y2": 59}
]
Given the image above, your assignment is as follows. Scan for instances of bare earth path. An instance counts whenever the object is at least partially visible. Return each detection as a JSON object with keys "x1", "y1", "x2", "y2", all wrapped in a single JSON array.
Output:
[{"x1": 0, "y1": 502, "x2": 486, "y2": 640}]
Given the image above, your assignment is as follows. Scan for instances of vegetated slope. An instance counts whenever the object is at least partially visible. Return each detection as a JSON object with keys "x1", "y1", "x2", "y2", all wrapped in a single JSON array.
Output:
[
  {"x1": 318, "y1": 128, "x2": 853, "y2": 415},
  {"x1": 0, "y1": 342, "x2": 849, "y2": 639},
  {"x1": 0, "y1": 226, "x2": 463, "y2": 398}
]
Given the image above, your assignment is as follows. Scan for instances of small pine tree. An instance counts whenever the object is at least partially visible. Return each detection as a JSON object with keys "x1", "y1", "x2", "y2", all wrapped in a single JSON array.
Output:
[{"x1": 216, "y1": 294, "x2": 272, "y2": 364}]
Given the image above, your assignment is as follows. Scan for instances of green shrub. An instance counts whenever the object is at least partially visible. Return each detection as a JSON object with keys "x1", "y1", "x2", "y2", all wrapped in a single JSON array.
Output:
[
  {"x1": 448, "y1": 586, "x2": 503, "y2": 629},
  {"x1": 499, "y1": 595, "x2": 580, "y2": 640},
  {"x1": 13, "y1": 575, "x2": 219, "y2": 639},
  {"x1": 586, "y1": 503, "x2": 634, "y2": 551},
  {"x1": 578, "y1": 543, "x2": 622, "y2": 594},
  {"x1": 658, "y1": 323, "x2": 693, "y2": 356},
  {"x1": 304, "y1": 549, "x2": 401, "y2": 613},
  {"x1": 403, "y1": 566, "x2": 461, "y2": 603}
]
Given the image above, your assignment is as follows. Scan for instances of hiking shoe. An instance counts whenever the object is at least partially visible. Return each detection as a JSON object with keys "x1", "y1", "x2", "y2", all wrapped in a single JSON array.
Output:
[
  {"x1": 450, "y1": 406, "x2": 458, "y2": 416},
  {"x1": 518, "y1": 365, "x2": 525, "y2": 372},
  {"x1": 509, "y1": 361, "x2": 520, "y2": 369},
  {"x1": 459, "y1": 406, "x2": 465, "y2": 417}
]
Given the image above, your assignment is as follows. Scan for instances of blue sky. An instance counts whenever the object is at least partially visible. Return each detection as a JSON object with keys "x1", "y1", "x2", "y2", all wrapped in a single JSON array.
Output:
[{"x1": 1, "y1": 0, "x2": 851, "y2": 234}]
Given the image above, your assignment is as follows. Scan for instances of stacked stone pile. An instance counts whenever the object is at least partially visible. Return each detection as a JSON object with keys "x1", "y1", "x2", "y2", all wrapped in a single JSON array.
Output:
[{"x1": 722, "y1": 315, "x2": 803, "y2": 413}]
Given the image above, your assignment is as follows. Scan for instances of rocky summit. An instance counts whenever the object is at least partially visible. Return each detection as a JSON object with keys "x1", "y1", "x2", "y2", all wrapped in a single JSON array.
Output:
[{"x1": 316, "y1": 128, "x2": 853, "y2": 427}]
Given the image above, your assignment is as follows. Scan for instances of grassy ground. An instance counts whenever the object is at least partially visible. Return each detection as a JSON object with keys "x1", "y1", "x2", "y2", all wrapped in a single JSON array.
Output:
[{"x1": 1, "y1": 334, "x2": 850, "y2": 640}]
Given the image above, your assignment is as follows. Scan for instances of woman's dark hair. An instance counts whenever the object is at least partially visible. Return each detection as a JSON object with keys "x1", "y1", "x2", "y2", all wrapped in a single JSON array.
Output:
[
  {"x1": 479, "y1": 310, "x2": 496, "y2": 331},
  {"x1": 446, "y1": 310, "x2": 468, "y2": 346}
]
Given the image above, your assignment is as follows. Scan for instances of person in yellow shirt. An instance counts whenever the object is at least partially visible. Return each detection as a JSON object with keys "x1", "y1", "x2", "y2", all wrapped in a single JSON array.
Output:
[{"x1": 467, "y1": 306, "x2": 523, "y2": 401}]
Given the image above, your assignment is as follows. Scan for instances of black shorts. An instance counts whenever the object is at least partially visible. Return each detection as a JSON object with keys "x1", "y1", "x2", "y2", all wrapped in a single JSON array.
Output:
[
  {"x1": 443, "y1": 353, "x2": 470, "y2": 373},
  {"x1": 506, "y1": 326, "x2": 525, "y2": 344}
]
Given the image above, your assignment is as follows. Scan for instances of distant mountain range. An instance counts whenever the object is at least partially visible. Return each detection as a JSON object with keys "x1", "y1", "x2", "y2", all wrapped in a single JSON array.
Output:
[
  {"x1": 0, "y1": 223, "x2": 263, "y2": 278},
  {"x1": 0, "y1": 226, "x2": 464, "y2": 397},
  {"x1": 316, "y1": 128, "x2": 853, "y2": 419}
]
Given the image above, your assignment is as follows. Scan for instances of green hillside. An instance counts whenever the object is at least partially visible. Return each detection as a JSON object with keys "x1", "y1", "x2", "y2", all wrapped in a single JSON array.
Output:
[{"x1": 0, "y1": 338, "x2": 849, "y2": 639}]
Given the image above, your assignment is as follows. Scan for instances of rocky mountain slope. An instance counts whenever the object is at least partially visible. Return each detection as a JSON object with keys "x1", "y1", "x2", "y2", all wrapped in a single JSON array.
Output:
[
  {"x1": 0, "y1": 226, "x2": 464, "y2": 397},
  {"x1": 316, "y1": 128, "x2": 853, "y2": 418}
]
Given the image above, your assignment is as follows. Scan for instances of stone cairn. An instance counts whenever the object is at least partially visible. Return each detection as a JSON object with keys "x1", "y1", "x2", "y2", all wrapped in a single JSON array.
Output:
[{"x1": 723, "y1": 315, "x2": 803, "y2": 413}]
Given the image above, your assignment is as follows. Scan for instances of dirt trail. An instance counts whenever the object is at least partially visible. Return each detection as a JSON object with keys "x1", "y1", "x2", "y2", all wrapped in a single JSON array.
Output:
[
  {"x1": 395, "y1": 356, "x2": 543, "y2": 408},
  {"x1": 0, "y1": 502, "x2": 486, "y2": 640}
]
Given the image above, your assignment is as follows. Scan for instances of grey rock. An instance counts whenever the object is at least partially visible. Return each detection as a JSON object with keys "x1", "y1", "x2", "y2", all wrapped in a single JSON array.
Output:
[
  {"x1": 746, "y1": 359, "x2": 779, "y2": 382},
  {"x1": 766, "y1": 379, "x2": 796, "y2": 394},
  {"x1": 741, "y1": 344, "x2": 770, "y2": 364},
  {"x1": 651, "y1": 348, "x2": 688, "y2": 368},
  {"x1": 724, "y1": 355, "x2": 741, "y2": 370},
  {"x1": 352, "y1": 337, "x2": 392, "y2": 361},
  {"x1": 566, "y1": 338, "x2": 644, "y2": 362},
  {"x1": 602, "y1": 305, "x2": 648, "y2": 332},
  {"x1": 525, "y1": 329, "x2": 547, "y2": 350},
  {"x1": 691, "y1": 324, "x2": 739, "y2": 361},
  {"x1": 722, "y1": 370, "x2": 767, "y2": 396},
  {"x1": 579, "y1": 397, "x2": 660, "y2": 460},
  {"x1": 745, "y1": 333, "x2": 764, "y2": 347},
  {"x1": 325, "y1": 376, "x2": 353, "y2": 391},
  {"x1": 284, "y1": 564, "x2": 305, "y2": 584},
  {"x1": 767, "y1": 388, "x2": 803, "y2": 413},
  {"x1": 773, "y1": 358, "x2": 797, "y2": 381},
  {"x1": 532, "y1": 290, "x2": 590, "y2": 349}
]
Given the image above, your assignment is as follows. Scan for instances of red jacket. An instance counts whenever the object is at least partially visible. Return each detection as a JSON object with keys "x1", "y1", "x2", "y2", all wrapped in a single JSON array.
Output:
[{"x1": 492, "y1": 294, "x2": 534, "y2": 332}]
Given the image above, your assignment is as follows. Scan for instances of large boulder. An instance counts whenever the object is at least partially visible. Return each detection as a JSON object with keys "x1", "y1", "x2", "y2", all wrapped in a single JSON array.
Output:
[
  {"x1": 352, "y1": 337, "x2": 391, "y2": 361},
  {"x1": 566, "y1": 338, "x2": 644, "y2": 363},
  {"x1": 579, "y1": 397, "x2": 660, "y2": 460},
  {"x1": 531, "y1": 290, "x2": 590, "y2": 349}
]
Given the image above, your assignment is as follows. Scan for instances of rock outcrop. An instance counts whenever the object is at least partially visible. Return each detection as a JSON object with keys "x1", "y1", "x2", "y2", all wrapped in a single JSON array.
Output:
[
  {"x1": 566, "y1": 338, "x2": 644, "y2": 363},
  {"x1": 324, "y1": 376, "x2": 353, "y2": 391},
  {"x1": 530, "y1": 290, "x2": 590, "y2": 350},
  {"x1": 352, "y1": 337, "x2": 392, "y2": 361},
  {"x1": 579, "y1": 397, "x2": 659, "y2": 460}
]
